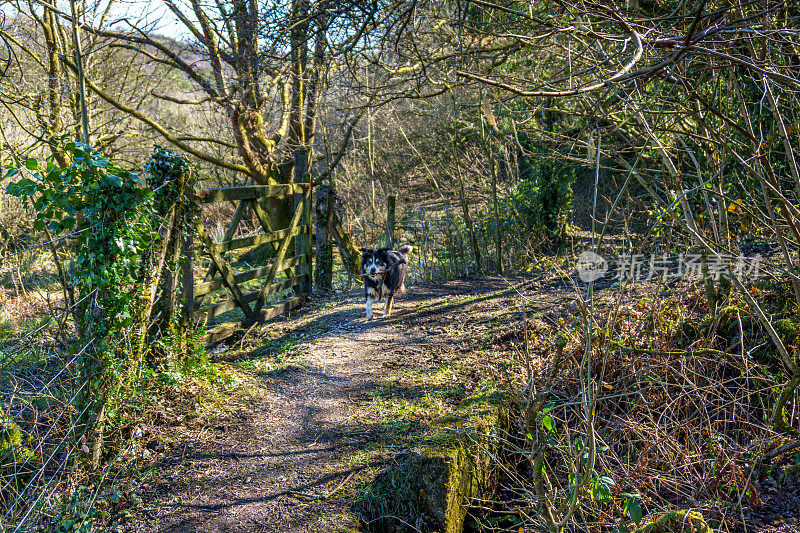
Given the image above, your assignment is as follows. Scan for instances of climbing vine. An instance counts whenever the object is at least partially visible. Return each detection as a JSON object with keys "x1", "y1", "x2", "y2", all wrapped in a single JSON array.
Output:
[
  {"x1": 142, "y1": 146, "x2": 196, "y2": 352},
  {"x1": 6, "y1": 141, "x2": 158, "y2": 467},
  {"x1": 6, "y1": 141, "x2": 155, "y2": 339}
]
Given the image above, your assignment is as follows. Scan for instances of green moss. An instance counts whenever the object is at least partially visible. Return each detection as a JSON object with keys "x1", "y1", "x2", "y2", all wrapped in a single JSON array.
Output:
[
  {"x1": 1, "y1": 417, "x2": 40, "y2": 487},
  {"x1": 1, "y1": 419, "x2": 22, "y2": 448},
  {"x1": 660, "y1": 305, "x2": 685, "y2": 338},
  {"x1": 633, "y1": 510, "x2": 712, "y2": 533},
  {"x1": 777, "y1": 318, "x2": 800, "y2": 343},
  {"x1": 355, "y1": 400, "x2": 504, "y2": 532}
]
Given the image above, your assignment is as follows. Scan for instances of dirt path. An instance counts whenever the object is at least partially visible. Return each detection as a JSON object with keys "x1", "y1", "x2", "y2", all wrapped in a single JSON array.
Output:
[
  {"x1": 125, "y1": 277, "x2": 553, "y2": 533},
  {"x1": 116, "y1": 271, "x2": 800, "y2": 533}
]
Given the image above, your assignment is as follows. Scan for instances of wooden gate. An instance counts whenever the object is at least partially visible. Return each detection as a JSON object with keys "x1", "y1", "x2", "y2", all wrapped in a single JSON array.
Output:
[{"x1": 188, "y1": 157, "x2": 312, "y2": 324}]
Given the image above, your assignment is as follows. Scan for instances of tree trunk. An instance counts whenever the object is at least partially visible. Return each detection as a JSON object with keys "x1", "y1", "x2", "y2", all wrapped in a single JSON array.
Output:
[{"x1": 386, "y1": 195, "x2": 396, "y2": 248}]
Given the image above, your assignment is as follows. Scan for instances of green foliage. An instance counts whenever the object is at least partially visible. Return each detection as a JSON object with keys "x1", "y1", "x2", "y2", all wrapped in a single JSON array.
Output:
[
  {"x1": 5, "y1": 141, "x2": 162, "y2": 471},
  {"x1": 142, "y1": 145, "x2": 197, "y2": 344},
  {"x1": 776, "y1": 318, "x2": 800, "y2": 345},
  {"x1": 6, "y1": 141, "x2": 156, "y2": 340},
  {"x1": 623, "y1": 493, "x2": 643, "y2": 525},
  {"x1": 48, "y1": 486, "x2": 122, "y2": 532},
  {"x1": 587, "y1": 471, "x2": 614, "y2": 503},
  {"x1": 540, "y1": 401, "x2": 556, "y2": 435},
  {"x1": 145, "y1": 145, "x2": 192, "y2": 214},
  {"x1": 0, "y1": 415, "x2": 40, "y2": 491},
  {"x1": 492, "y1": 164, "x2": 575, "y2": 242}
]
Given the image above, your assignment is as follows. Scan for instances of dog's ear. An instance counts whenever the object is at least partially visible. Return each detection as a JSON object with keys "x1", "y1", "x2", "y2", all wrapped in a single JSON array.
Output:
[{"x1": 360, "y1": 247, "x2": 374, "y2": 255}]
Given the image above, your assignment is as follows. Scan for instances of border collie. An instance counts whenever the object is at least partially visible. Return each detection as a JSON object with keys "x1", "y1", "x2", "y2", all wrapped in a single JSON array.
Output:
[{"x1": 361, "y1": 245, "x2": 413, "y2": 319}]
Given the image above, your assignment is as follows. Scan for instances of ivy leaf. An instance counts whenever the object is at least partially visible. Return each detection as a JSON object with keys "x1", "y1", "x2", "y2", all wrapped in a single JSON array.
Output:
[
  {"x1": 627, "y1": 499, "x2": 642, "y2": 524},
  {"x1": 542, "y1": 414, "x2": 554, "y2": 433},
  {"x1": 7, "y1": 178, "x2": 37, "y2": 197},
  {"x1": 25, "y1": 158, "x2": 38, "y2": 171},
  {"x1": 74, "y1": 141, "x2": 90, "y2": 154},
  {"x1": 102, "y1": 174, "x2": 123, "y2": 187}
]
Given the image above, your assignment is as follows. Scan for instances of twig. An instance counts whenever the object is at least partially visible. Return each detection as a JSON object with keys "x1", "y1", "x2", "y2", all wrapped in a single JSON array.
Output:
[
  {"x1": 239, "y1": 321, "x2": 258, "y2": 351},
  {"x1": 359, "y1": 259, "x2": 406, "y2": 277},
  {"x1": 324, "y1": 470, "x2": 355, "y2": 499}
]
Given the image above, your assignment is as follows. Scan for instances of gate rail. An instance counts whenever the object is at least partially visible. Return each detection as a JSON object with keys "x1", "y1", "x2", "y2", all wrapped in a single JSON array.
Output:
[{"x1": 189, "y1": 152, "x2": 312, "y2": 324}]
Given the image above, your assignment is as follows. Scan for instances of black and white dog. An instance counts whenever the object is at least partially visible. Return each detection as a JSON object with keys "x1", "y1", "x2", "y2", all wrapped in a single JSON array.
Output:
[{"x1": 361, "y1": 245, "x2": 413, "y2": 319}]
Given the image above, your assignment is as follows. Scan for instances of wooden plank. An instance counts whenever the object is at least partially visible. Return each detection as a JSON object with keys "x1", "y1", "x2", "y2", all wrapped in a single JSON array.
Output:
[
  {"x1": 252, "y1": 270, "x2": 298, "y2": 308},
  {"x1": 193, "y1": 219, "x2": 256, "y2": 321},
  {"x1": 195, "y1": 297, "x2": 239, "y2": 320},
  {"x1": 249, "y1": 200, "x2": 277, "y2": 234},
  {"x1": 202, "y1": 200, "x2": 249, "y2": 280},
  {"x1": 255, "y1": 295, "x2": 306, "y2": 322},
  {"x1": 196, "y1": 185, "x2": 303, "y2": 203},
  {"x1": 195, "y1": 200, "x2": 250, "y2": 310},
  {"x1": 212, "y1": 225, "x2": 309, "y2": 254},
  {"x1": 194, "y1": 297, "x2": 240, "y2": 320},
  {"x1": 193, "y1": 275, "x2": 308, "y2": 320},
  {"x1": 250, "y1": 199, "x2": 296, "y2": 281},
  {"x1": 193, "y1": 255, "x2": 306, "y2": 297},
  {"x1": 201, "y1": 294, "x2": 307, "y2": 342},
  {"x1": 254, "y1": 187, "x2": 309, "y2": 313},
  {"x1": 258, "y1": 276, "x2": 301, "y2": 298}
]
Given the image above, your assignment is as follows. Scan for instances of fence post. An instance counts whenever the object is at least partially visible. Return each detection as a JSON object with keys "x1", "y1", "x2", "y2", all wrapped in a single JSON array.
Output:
[
  {"x1": 294, "y1": 148, "x2": 312, "y2": 294},
  {"x1": 315, "y1": 184, "x2": 333, "y2": 292},
  {"x1": 386, "y1": 195, "x2": 396, "y2": 248},
  {"x1": 180, "y1": 211, "x2": 194, "y2": 339},
  {"x1": 146, "y1": 150, "x2": 194, "y2": 354}
]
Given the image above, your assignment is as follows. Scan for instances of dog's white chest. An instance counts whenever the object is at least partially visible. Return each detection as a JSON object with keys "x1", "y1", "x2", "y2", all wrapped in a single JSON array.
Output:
[{"x1": 367, "y1": 283, "x2": 390, "y2": 300}]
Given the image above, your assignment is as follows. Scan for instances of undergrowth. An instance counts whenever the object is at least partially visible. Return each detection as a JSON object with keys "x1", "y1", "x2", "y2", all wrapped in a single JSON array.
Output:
[
  {"x1": 44, "y1": 328, "x2": 251, "y2": 531},
  {"x1": 475, "y1": 277, "x2": 800, "y2": 533}
]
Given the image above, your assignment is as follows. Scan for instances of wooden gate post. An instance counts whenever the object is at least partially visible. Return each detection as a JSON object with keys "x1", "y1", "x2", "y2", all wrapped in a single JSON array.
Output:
[
  {"x1": 294, "y1": 148, "x2": 312, "y2": 294},
  {"x1": 315, "y1": 184, "x2": 333, "y2": 292},
  {"x1": 146, "y1": 149, "x2": 195, "y2": 350},
  {"x1": 180, "y1": 204, "x2": 195, "y2": 335}
]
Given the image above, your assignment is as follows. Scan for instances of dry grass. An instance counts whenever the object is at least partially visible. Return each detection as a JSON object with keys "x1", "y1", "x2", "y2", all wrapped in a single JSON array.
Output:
[{"x1": 474, "y1": 278, "x2": 800, "y2": 533}]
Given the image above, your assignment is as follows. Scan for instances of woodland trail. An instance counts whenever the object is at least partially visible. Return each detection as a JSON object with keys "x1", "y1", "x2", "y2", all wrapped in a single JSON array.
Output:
[{"x1": 123, "y1": 276, "x2": 564, "y2": 532}]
